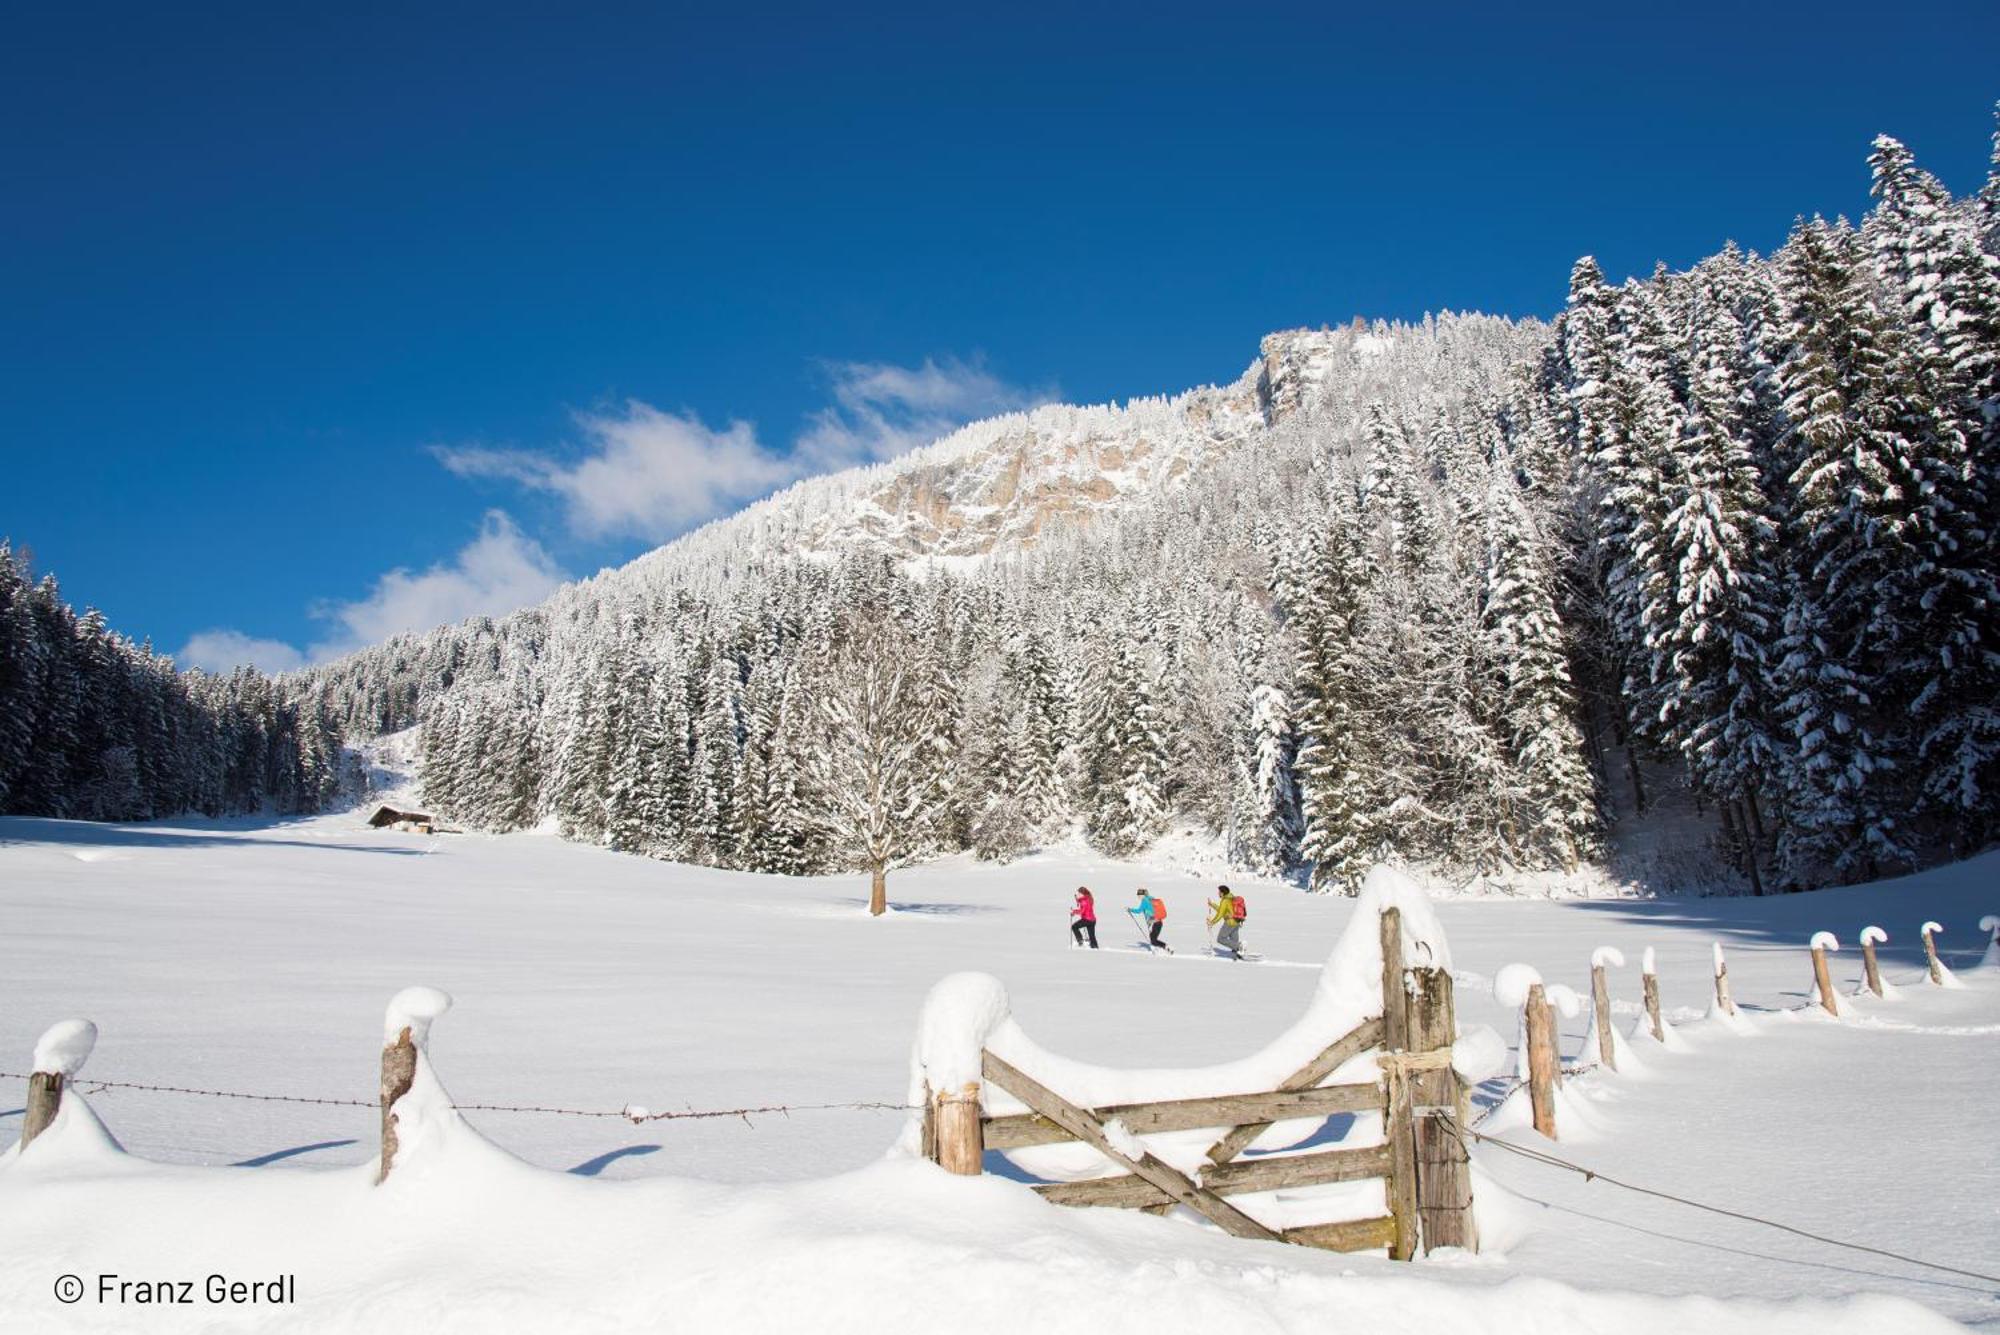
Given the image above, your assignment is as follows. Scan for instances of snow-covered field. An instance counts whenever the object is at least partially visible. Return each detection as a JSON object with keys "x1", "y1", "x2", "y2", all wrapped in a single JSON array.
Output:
[{"x1": 1, "y1": 810, "x2": 1995, "y2": 1332}]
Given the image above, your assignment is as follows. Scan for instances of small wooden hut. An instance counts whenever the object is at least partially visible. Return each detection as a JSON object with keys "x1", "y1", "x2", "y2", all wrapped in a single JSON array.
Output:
[{"x1": 366, "y1": 804, "x2": 436, "y2": 834}]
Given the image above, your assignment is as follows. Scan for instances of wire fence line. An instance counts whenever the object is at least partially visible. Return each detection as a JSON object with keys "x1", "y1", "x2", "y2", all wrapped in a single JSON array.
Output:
[
  {"x1": 8, "y1": 1079, "x2": 1995, "y2": 1288},
  {"x1": 1437, "y1": 1112, "x2": 2000, "y2": 1289},
  {"x1": 0, "y1": 1069, "x2": 914, "y2": 1126}
]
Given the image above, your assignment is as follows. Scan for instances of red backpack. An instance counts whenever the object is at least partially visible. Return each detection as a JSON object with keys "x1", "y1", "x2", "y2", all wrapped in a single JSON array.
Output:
[
  {"x1": 1232, "y1": 894, "x2": 1247, "y2": 922},
  {"x1": 1151, "y1": 896, "x2": 1167, "y2": 922}
]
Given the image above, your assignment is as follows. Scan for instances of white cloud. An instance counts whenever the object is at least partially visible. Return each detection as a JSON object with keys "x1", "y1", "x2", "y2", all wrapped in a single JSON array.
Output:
[
  {"x1": 438, "y1": 355, "x2": 1053, "y2": 545},
  {"x1": 437, "y1": 405, "x2": 793, "y2": 544},
  {"x1": 176, "y1": 511, "x2": 568, "y2": 673},
  {"x1": 179, "y1": 355, "x2": 1049, "y2": 674},
  {"x1": 796, "y1": 356, "x2": 1052, "y2": 471},
  {"x1": 312, "y1": 510, "x2": 567, "y2": 648},
  {"x1": 176, "y1": 629, "x2": 309, "y2": 675}
]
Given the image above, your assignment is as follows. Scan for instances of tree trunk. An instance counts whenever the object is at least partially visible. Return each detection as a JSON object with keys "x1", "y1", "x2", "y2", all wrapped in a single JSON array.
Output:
[
  {"x1": 1744, "y1": 789, "x2": 1768, "y2": 844},
  {"x1": 1607, "y1": 706, "x2": 1646, "y2": 814},
  {"x1": 1738, "y1": 800, "x2": 1766, "y2": 896},
  {"x1": 869, "y1": 865, "x2": 887, "y2": 917}
]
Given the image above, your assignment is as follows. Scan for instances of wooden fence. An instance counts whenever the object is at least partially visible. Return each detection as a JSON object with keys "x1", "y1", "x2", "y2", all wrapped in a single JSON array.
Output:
[
  {"x1": 921, "y1": 906, "x2": 1476, "y2": 1259},
  {"x1": 1512, "y1": 917, "x2": 1977, "y2": 1142}
]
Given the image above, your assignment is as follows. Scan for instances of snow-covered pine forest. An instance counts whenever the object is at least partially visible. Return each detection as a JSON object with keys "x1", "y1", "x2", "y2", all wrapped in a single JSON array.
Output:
[
  {"x1": 0, "y1": 542, "x2": 352, "y2": 822},
  {"x1": 5, "y1": 121, "x2": 1997, "y2": 894}
]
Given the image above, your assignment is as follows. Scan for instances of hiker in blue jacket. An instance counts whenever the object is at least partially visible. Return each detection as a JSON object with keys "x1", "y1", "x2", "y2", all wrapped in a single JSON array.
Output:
[{"x1": 1131, "y1": 888, "x2": 1172, "y2": 954}]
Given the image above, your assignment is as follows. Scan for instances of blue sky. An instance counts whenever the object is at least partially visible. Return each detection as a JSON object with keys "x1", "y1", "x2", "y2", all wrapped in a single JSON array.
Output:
[{"x1": 3, "y1": 2, "x2": 1995, "y2": 671}]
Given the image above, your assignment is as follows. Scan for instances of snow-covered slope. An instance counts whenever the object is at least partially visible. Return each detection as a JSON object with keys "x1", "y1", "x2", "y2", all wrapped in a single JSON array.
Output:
[{"x1": 1, "y1": 812, "x2": 1994, "y2": 1330}]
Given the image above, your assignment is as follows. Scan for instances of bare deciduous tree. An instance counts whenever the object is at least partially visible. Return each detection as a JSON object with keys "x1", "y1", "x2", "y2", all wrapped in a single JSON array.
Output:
[{"x1": 807, "y1": 618, "x2": 942, "y2": 915}]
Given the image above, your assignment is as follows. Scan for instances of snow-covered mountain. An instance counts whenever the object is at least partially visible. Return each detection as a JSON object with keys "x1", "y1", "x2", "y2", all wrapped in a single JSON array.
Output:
[
  {"x1": 787, "y1": 328, "x2": 1404, "y2": 561},
  {"x1": 591, "y1": 317, "x2": 1535, "y2": 601},
  {"x1": 729, "y1": 328, "x2": 1382, "y2": 563}
]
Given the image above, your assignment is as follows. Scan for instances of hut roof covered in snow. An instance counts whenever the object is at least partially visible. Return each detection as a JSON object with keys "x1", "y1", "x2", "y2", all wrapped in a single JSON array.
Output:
[{"x1": 367, "y1": 804, "x2": 435, "y2": 829}]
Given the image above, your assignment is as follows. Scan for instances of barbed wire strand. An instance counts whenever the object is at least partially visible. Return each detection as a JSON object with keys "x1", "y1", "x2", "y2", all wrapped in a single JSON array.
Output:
[
  {"x1": 8, "y1": 1071, "x2": 1996, "y2": 1285},
  {"x1": 0, "y1": 1070, "x2": 912, "y2": 1125},
  {"x1": 1439, "y1": 1112, "x2": 2000, "y2": 1288}
]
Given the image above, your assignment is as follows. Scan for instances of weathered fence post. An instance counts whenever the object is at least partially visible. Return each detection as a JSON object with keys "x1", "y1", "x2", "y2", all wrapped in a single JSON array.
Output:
[
  {"x1": 1524, "y1": 984, "x2": 1560, "y2": 1139},
  {"x1": 1589, "y1": 947, "x2": 1623, "y2": 1070},
  {"x1": 1859, "y1": 927, "x2": 1886, "y2": 998},
  {"x1": 19, "y1": 1020, "x2": 97, "y2": 1151},
  {"x1": 1496, "y1": 963, "x2": 1565, "y2": 1141},
  {"x1": 930, "y1": 1079, "x2": 985, "y2": 1176},
  {"x1": 378, "y1": 986, "x2": 452, "y2": 1185},
  {"x1": 22, "y1": 1072, "x2": 64, "y2": 1149},
  {"x1": 1809, "y1": 932, "x2": 1840, "y2": 1016},
  {"x1": 912, "y1": 971, "x2": 1010, "y2": 1182},
  {"x1": 1377, "y1": 907, "x2": 1419, "y2": 1261},
  {"x1": 1641, "y1": 947, "x2": 1663, "y2": 1042},
  {"x1": 1379, "y1": 907, "x2": 1408, "y2": 1051},
  {"x1": 1981, "y1": 915, "x2": 2000, "y2": 969},
  {"x1": 1712, "y1": 942, "x2": 1736, "y2": 1016},
  {"x1": 379, "y1": 1028, "x2": 418, "y2": 1183},
  {"x1": 1921, "y1": 921, "x2": 1945, "y2": 985},
  {"x1": 1406, "y1": 965, "x2": 1476, "y2": 1255}
]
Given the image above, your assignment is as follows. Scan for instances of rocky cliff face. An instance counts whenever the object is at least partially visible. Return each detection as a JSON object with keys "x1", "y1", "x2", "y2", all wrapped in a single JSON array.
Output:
[{"x1": 777, "y1": 326, "x2": 1371, "y2": 562}]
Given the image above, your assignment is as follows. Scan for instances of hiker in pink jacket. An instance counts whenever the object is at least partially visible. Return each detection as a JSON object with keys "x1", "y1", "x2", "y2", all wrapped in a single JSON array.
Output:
[{"x1": 1069, "y1": 886, "x2": 1099, "y2": 949}]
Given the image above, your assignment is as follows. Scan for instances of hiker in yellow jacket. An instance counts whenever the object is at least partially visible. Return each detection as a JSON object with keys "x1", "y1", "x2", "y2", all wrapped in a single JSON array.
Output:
[{"x1": 1206, "y1": 885, "x2": 1246, "y2": 960}]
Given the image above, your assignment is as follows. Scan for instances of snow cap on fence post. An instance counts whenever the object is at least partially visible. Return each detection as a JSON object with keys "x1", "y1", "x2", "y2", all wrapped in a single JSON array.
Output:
[
  {"x1": 8, "y1": 1020, "x2": 122, "y2": 1164},
  {"x1": 1356, "y1": 865, "x2": 1453, "y2": 974},
  {"x1": 19, "y1": 1020, "x2": 97, "y2": 1151},
  {"x1": 33, "y1": 1019, "x2": 97, "y2": 1078},
  {"x1": 1808, "y1": 932, "x2": 1842, "y2": 1017},
  {"x1": 1920, "y1": 921, "x2": 1956, "y2": 987},
  {"x1": 1640, "y1": 948, "x2": 1664, "y2": 1042},
  {"x1": 379, "y1": 986, "x2": 456, "y2": 1185},
  {"x1": 383, "y1": 986, "x2": 452, "y2": 1047},
  {"x1": 1325, "y1": 866, "x2": 1453, "y2": 1052},
  {"x1": 908, "y1": 972, "x2": 1009, "y2": 1174}
]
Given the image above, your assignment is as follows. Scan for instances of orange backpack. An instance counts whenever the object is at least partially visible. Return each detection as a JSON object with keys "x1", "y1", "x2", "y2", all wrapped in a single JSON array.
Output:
[{"x1": 1151, "y1": 896, "x2": 1167, "y2": 922}]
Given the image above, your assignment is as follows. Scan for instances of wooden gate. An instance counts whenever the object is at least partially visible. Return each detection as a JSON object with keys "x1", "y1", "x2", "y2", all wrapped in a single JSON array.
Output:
[{"x1": 921, "y1": 907, "x2": 1476, "y2": 1257}]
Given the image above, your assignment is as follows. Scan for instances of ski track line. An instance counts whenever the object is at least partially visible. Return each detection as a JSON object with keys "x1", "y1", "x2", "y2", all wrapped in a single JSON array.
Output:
[{"x1": 1101, "y1": 944, "x2": 1315, "y2": 968}]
